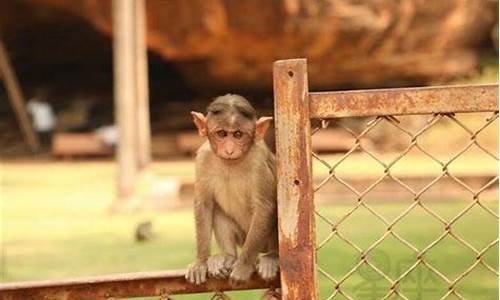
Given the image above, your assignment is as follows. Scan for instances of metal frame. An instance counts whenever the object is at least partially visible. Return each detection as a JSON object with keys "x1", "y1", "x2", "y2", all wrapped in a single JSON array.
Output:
[
  {"x1": 274, "y1": 59, "x2": 318, "y2": 299},
  {"x1": 274, "y1": 59, "x2": 498, "y2": 300},
  {"x1": 309, "y1": 84, "x2": 498, "y2": 118},
  {"x1": 0, "y1": 270, "x2": 278, "y2": 299}
]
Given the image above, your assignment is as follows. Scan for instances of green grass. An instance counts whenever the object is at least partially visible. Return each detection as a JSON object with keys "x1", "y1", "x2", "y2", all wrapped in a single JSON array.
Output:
[
  {"x1": 315, "y1": 202, "x2": 498, "y2": 300},
  {"x1": 1, "y1": 171, "x2": 498, "y2": 299}
]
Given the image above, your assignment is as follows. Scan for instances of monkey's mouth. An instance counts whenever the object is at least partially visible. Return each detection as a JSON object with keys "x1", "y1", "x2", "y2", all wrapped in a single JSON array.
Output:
[{"x1": 222, "y1": 156, "x2": 243, "y2": 162}]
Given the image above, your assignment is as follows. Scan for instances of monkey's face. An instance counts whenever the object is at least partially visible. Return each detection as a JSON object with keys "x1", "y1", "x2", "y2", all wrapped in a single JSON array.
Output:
[
  {"x1": 206, "y1": 120, "x2": 255, "y2": 161},
  {"x1": 191, "y1": 94, "x2": 272, "y2": 162}
]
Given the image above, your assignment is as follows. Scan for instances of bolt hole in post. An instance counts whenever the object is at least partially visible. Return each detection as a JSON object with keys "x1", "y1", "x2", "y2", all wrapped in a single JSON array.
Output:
[
  {"x1": 288, "y1": 70, "x2": 294, "y2": 77},
  {"x1": 293, "y1": 179, "x2": 300, "y2": 185}
]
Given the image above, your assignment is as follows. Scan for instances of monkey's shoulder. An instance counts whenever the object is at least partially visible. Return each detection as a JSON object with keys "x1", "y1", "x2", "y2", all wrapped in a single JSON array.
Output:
[
  {"x1": 195, "y1": 141, "x2": 212, "y2": 156},
  {"x1": 251, "y1": 142, "x2": 276, "y2": 176},
  {"x1": 194, "y1": 142, "x2": 214, "y2": 167}
]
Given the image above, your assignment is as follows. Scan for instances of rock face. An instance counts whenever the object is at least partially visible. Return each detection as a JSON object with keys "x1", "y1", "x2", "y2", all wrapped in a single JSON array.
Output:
[{"x1": 12, "y1": 0, "x2": 500, "y2": 91}]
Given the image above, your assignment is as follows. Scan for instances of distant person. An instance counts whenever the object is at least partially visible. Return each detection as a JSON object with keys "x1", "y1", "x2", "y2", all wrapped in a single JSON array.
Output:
[
  {"x1": 95, "y1": 124, "x2": 118, "y2": 147},
  {"x1": 27, "y1": 95, "x2": 56, "y2": 148}
]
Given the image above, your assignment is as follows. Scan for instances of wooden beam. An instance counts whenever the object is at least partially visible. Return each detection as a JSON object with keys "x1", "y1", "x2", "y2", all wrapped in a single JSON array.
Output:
[
  {"x1": 134, "y1": 0, "x2": 151, "y2": 170},
  {"x1": 0, "y1": 38, "x2": 40, "y2": 151},
  {"x1": 112, "y1": 0, "x2": 138, "y2": 203}
]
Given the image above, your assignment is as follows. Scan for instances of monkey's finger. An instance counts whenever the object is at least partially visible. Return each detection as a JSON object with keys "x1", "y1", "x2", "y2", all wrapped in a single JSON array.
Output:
[
  {"x1": 208, "y1": 259, "x2": 216, "y2": 273},
  {"x1": 200, "y1": 269, "x2": 207, "y2": 283},
  {"x1": 208, "y1": 262, "x2": 221, "y2": 278},
  {"x1": 195, "y1": 269, "x2": 202, "y2": 285},
  {"x1": 186, "y1": 269, "x2": 194, "y2": 283},
  {"x1": 216, "y1": 258, "x2": 225, "y2": 274},
  {"x1": 207, "y1": 260, "x2": 214, "y2": 274},
  {"x1": 260, "y1": 264, "x2": 278, "y2": 281},
  {"x1": 212, "y1": 269, "x2": 223, "y2": 278},
  {"x1": 262, "y1": 268, "x2": 273, "y2": 280},
  {"x1": 224, "y1": 256, "x2": 236, "y2": 269},
  {"x1": 209, "y1": 268, "x2": 220, "y2": 278},
  {"x1": 214, "y1": 268, "x2": 227, "y2": 279}
]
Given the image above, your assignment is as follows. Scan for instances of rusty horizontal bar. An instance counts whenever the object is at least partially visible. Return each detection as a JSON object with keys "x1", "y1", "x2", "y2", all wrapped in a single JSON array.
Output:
[
  {"x1": 309, "y1": 84, "x2": 498, "y2": 118},
  {"x1": 0, "y1": 269, "x2": 279, "y2": 300}
]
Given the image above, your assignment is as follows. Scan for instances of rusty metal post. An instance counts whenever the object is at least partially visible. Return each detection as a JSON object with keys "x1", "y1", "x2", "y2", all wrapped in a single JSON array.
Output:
[
  {"x1": 112, "y1": 0, "x2": 138, "y2": 207},
  {"x1": 273, "y1": 59, "x2": 318, "y2": 299}
]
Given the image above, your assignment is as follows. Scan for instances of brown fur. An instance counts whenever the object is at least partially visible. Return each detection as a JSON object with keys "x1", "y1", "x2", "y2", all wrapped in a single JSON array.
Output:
[{"x1": 185, "y1": 94, "x2": 278, "y2": 285}]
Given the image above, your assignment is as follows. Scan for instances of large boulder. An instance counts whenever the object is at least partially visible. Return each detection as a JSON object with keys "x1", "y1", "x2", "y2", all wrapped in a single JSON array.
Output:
[{"x1": 8, "y1": 0, "x2": 500, "y2": 91}]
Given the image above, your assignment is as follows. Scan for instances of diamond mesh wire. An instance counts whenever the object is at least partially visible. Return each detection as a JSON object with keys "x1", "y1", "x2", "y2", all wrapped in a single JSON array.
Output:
[{"x1": 312, "y1": 112, "x2": 499, "y2": 300}]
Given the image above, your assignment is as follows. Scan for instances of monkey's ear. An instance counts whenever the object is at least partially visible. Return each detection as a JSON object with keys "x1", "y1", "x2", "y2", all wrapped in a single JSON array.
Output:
[
  {"x1": 255, "y1": 117, "x2": 273, "y2": 140},
  {"x1": 191, "y1": 111, "x2": 207, "y2": 137}
]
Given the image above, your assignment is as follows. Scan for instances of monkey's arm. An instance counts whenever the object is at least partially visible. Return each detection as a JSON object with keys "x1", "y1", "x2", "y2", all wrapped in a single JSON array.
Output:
[
  {"x1": 240, "y1": 153, "x2": 278, "y2": 261},
  {"x1": 239, "y1": 202, "x2": 275, "y2": 263},
  {"x1": 230, "y1": 198, "x2": 276, "y2": 283},
  {"x1": 186, "y1": 180, "x2": 214, "y2": 284},
  {"x1": 194, "y1": 183, "x2": 214, "y2": 262}
]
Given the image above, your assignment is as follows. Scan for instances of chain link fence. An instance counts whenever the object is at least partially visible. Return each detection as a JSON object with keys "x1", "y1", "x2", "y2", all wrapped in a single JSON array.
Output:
[
  {"x1": 313, "y1": 112, "x2": 498, "y2": 299},
  {"x1": 273, "y1": 59, "x2": 498, "y2": 300}
]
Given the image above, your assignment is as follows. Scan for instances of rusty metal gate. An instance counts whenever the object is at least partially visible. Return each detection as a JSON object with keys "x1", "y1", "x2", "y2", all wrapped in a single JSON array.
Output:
[
  {"x1": 1, "y1": 59, "x2": 498, "y2": 299},
  {"x1": 274, "y1": 59, "x2": 498, "y2": 299}
]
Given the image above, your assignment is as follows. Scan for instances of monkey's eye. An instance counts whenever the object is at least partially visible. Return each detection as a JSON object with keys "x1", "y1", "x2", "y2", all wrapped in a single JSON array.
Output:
[
  {"x1": 216, "y1": 130, "x2": 227, "y2": 138},
  {"x1": 233, "y1": 131, "x2": 243, "y2": 139}
]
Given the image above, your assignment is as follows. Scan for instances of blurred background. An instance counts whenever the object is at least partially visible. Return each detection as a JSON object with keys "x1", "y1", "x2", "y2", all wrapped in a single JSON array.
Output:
[{"x1": 0, "y1": 1, "x2": 498, "y2": 299}]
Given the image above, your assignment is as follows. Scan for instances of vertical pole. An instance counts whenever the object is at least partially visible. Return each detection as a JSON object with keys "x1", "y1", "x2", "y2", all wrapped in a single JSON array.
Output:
[
  {"x1": 134, "y1": 0, "x2": 151, "y2": 170},
  {"x1": 273, "y1": 59, "x2": 318, "y2": 299},
  {"x1": 0, "y1": 39, "x2": 40, "y2": 152},
  {"x1": 112, "y1": 0, "x2": 137, "y2": 205}
]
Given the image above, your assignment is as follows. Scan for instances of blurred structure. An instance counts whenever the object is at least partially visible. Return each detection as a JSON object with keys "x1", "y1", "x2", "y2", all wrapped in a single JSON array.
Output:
[
  {"x1": 11, "y1": 0, "x2": 499, "y2": 90},
  {"x1": 0, "y1": 38, "x2": 40, "y2": 151},
  {"x1": 0, "y1": 0, "x2": 497, "y2": 159}
]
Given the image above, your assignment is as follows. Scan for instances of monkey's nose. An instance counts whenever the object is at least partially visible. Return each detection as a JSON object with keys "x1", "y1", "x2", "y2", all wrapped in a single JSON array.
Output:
[{"x1": 226, "y1": 149, "x2": 234, "y2": 155}]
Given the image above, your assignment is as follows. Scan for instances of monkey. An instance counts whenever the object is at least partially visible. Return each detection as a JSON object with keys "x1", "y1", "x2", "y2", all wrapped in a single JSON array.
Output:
[{"x1": 185, "y1": 94, "x2": 279, "y2": 285}]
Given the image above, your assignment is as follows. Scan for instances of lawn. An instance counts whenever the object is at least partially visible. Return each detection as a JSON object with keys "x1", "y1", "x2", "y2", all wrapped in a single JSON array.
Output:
[{"x1": 1, "y1": 161, "x2": 498, "y2": 299}]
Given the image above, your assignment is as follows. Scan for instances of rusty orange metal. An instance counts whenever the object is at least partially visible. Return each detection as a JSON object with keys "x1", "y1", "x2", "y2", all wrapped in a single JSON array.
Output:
[
  {"x1": 309, "y1": 84, "x2": 498, "y2": 118},
  {"x1": 273, "y1": 59, "x2": 318, "y2": 300},
  {"x1": 0, "y1": 270, "x2": 279, "y2": 300}
]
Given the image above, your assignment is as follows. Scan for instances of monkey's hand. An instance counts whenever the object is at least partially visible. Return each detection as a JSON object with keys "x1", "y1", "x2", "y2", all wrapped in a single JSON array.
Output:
[
  {"x1": 257, "y1": 253, "x2": 279, "y2": 281},
  {"x1": 185, "y1": 260, "x2": 208, "y2": 285},
  {"x1": 229, "y1": 260, "x2": 255, "y2": 284},
  {"x1": 207, "y1": 254, "x2": 236, "y2": 279}
]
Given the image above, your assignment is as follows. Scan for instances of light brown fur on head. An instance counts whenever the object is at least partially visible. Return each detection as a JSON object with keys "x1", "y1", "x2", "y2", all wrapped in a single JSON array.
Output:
[
  {"x1": 186, "y1": 94, "x2": 279, "y2": 285},
  {"x1": 191, "y1": 94, "x2": 273, "y2": 161}
]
